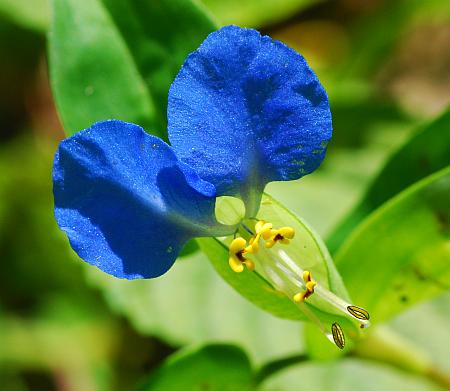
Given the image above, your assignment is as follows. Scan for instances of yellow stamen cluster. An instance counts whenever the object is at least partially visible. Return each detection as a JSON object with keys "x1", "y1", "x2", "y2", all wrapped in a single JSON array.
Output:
[
  {"x1": 293, "y1": 270, "x2": 317, "y2": 302},
  {"x1": 228, "y1": 220, "x2": 295, "y2": 273},
  {"x1": 248, "y1": 220, "x2": 273, "y2": 252}
]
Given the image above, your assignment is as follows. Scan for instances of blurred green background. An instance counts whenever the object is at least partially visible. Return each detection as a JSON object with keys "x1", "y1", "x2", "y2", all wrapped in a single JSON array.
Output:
[{"x1": 0, "y1": 0, "x2": 449, "y2": 390}]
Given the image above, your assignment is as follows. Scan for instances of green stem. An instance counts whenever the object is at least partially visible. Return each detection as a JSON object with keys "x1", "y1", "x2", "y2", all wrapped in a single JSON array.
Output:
[
  {"x1": 254, "y1": 327, "x2": 450, "y2": 390},
  {"x1": 352, "y1": 327, "x2": 450, "y2": 390}
]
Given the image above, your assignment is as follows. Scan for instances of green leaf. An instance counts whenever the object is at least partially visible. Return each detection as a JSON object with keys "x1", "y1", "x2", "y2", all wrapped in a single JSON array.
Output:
[
  {"x1": 200, "y1": 194, "x2": 355, "y2": 331},
  {"x1": 86, "y1": 251, "x2": 305, "y2": 363},
  {"x1": 200, "y1": 0, "x2": 319, "y2": 28},
  {"x1": 49, "y1": 0, "x2": 216, "y2": 137},
  {"x1": 0, "y1": 0, "x2": 50, "y2": 32},
  {"x1": 338, "y1": 0, "x2": 450, "y2": 80},
  {"x1": 328, "y1": 107, "x2": 450, "y2": 253},
  {"x1": 336, "y1": 166, "x2": 450, "y2": 323},
  {"x1": 138, "y1": 344, "x2": 253, "y2": 391}
]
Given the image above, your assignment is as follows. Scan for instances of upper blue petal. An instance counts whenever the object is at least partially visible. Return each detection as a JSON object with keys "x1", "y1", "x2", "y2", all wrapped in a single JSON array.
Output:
[
  {"x1": 53, "y1": 120, "x2": 230, "y2": 279},
  {"x1": 168, "y1": 25, "x2": 332, "y2": 213}
]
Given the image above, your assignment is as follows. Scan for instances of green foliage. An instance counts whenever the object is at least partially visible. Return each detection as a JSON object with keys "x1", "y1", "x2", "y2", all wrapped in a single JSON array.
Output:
[
  {"x1": 138, "y1": 344, "x2": 253, "y2": 391},
  {"x1": 0, "y1": 0, "x2": 50, "y2": 32},
  {"x1": 0, "y1": 139, "x2": 87, "y2": 302},
  {"x1": 49, "y1": 0, "x2": 216, "y2": 137},
  {"x1": 261, "y1": 294, "x2": 450, "y2": 390},
  {"x1": 0, "y1": 299, "x2": 117, "y2": 390},
  {"x1": 87, "y1": 251, "x2": 303, "y2": 362},
  {"x1": 21, "y1": 0, "x2": 450, "y2": 388},
  {"x1": 0, "y1": 138, "x2": 120, "y2": 390},
  {"x1": 336, "y1": 167, "x2": 450, "y2": 323},
  {"x1": 199, "y1": 0, "x2": 318, "y2": 28},
  {"x1": 339, "y1": 0, "x2": 450, "y2": 80},
  {"x1": 328, "y1": 108, "x2": 450, "y2": 252}
]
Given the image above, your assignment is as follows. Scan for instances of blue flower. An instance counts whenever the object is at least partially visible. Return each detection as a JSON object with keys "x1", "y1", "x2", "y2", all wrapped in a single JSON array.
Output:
[{"x1": 53, "y1": 25, "x2": 332, "y2": 280}]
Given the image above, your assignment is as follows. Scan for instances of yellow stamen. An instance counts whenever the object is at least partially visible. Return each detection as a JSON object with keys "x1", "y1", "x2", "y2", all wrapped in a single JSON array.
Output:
[
  {"x1": 244, "y1": 259, "x2": 255, "y2": 271},
  {"x1": 228, "y1": 237, "x2": 253, "y2": 273},
  {"x1": 244, "y1": 220, "x2": 273, "y2": 253},
  {"x1": 293, "y1": 270, "x2": 316, "y2": 302},
  {"x1": 331, "y1": 322, "x2": 345, "y2": 349},
  {"x1": 228, "y1": 256, "x2": 245, "y2": 273},
  {"x1": 347, "y1": 305, "x2": 370, "y2": 321},
  {"x1": 293, "y1": 292, "x2": 307, "y2": 303},
  {"x1": 255, "y1": 220, "x2": 272, "y2": 234},
  {"x1": 230, "y1": 237, "x2": 247, "y2": 253},
  {"x1": 264, "y1": 226, "x2": 295, "y2": 248},
  {"x1": 246, "y1": 237, "x2": 258, "y2": 253},
  {"x1": 250, "y1": 221, "x2": 273, "y2": 252},
  {"x1": 303, "y1": 270, "x2": 312, "y2": 282},
  {"x1": 279, "y1": 227, "x2": 295, "y2": 239},
  {"x1": 228, "y1": 221, "x2": 295, "y2": 272}
]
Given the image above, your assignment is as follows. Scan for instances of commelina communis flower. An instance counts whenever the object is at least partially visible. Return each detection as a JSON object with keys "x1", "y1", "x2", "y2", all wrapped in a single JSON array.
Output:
[{"x1": 53, "y1": 25, "x2": 332, "y2": 279}]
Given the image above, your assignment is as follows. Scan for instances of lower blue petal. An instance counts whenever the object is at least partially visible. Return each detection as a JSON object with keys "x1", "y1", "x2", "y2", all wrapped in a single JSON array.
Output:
[{"x1": 53, "y1": 120, "x2": 231, "y2": 279}]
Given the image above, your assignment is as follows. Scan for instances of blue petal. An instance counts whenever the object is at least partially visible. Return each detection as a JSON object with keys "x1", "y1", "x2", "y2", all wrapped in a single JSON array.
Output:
[
  {"x1": 168, "y1": 25, "x2": 332, "y2": 215},
  {"x1": 53, "y1": 120, "x2": 231, "y2": 279}
]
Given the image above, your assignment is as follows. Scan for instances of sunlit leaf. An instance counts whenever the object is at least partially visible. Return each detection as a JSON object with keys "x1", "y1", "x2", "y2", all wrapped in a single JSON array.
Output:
[
  {"x1": 49, "y1": 0, "x2": 216, "y2": 137},
  {"x1": 336, "y1": 167, "x2": 450, "y2": 323},
  {"x1": 138, "y1": 344, "x2": 253, "y2": 391}
]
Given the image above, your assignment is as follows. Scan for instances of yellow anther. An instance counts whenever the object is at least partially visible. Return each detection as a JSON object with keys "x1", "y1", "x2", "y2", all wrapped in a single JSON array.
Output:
[
  {"x1": 262, "y1": 229, "x2": 274, "y2": 241},
  {"x1": 293, "y1": 292, "x2": 307, "y2": 303},
  {"x1": 264, "y1": 226, "x2": 295, "y2": 248},
  {"x1": 228, "y1": 237, "x2": 253, "y2": 273},
  {"x1": 279, "y1": 227, "x2": 295, "y2": 240},
  {"x1": 229, "y1": 256, "x2": 245, "y2": 273},
  {"x1": 306, "y1": 280, "x2": 316, "y2": 292},
  {"x1": 264, "y1": 239, "x2": 277, "y2": 249},
  {"x1": 244, "y1": 220, "x2": 273, "y2": 254},
  {"x1": 255, "y1": 220, "x2": 273, "y2": 235},
  {"x1": 246, "y1": 236, "x2": 259, "y2": 253},
  {"x1": 293, "y1": 270, "x2": 316, "y2": 302},
  {"x1": 303, "y1": 270, "x2": 312, "y2": 283},
  {"x1": 230, "y1": 237, "x2": 247, "y2": 253},
  {"x1": 244, "y1": 244, "x2": 254, "y2": 253},
  {"x1": 332, "y1": 322, "x2": 345, "y2": 349},
  {"x1": 244, "y1": 259, "x2": 255, "y2": 271}
]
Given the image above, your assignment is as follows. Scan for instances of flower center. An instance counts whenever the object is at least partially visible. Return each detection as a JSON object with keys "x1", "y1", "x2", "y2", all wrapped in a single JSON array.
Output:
[{"x1": 227, "y1": 219, "x2": 370, "y2": 349}]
